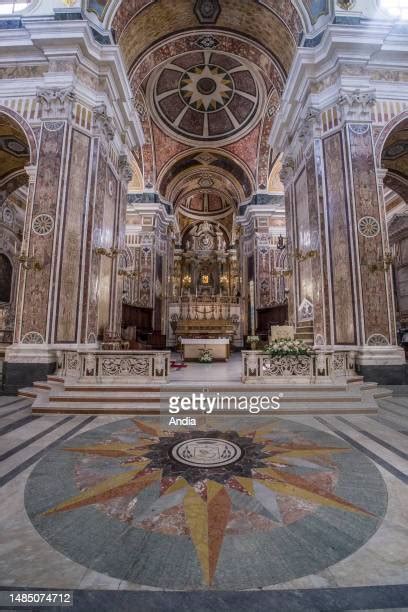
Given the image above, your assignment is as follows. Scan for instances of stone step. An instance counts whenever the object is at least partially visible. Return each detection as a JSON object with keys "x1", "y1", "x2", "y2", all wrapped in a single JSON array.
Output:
[
  {"x1": 22, "y1": 372, "x2": 383, "y2": 416},
  {"x1": 44, "y1": 390, "x2": 369, "y2": 403},
  {"x1": 31, "y1": 403, "x2": 378, "y2": 415}
]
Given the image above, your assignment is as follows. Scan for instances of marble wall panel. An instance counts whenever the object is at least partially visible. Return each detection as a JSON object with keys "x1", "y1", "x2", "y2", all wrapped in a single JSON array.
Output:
[
  {"x1": 97, "y1": 166, "x2": 117, "y2": 336},
  {"x1": 85, "y1": 144, "x2": 107, "y2": 342},
  {"x1": 295, "y1": 169, "x2": 313, "y2": 307},
  {"x1": 20, "y1": 121, "x2": 65, "y2": 341},
  {"x1": 55, "y1": 130, "x2": 90, "y2": 343},
  {"x1": 285, "y1": 188, "x2": 295, "y2": 325},
  {"x1": 305, "y1": 146, "x2": 325, "y2": 340},
  {"x1": 313, "y1": 139, "x2": 332, "y2": 344},
  {"x1": 348, "y1": 124, "x2": 390, "y2": 342},
  {"x1": 323, "y1": 131, "x2": 356, "y2": 345}
]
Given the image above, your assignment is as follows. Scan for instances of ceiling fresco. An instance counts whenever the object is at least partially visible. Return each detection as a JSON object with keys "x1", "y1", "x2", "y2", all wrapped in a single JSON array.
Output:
[{"x1": 105, "y1": 0, "x2": 297, "y2": 215}]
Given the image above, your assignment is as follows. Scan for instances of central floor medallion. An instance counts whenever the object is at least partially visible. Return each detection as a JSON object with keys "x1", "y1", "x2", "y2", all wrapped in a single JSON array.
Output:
[
  {"x1": 171, "y1": 437, "x2": 242, "y2": 467},
  {"x1": 25, "y1": 417, "x2": 387, "y2": 590}
]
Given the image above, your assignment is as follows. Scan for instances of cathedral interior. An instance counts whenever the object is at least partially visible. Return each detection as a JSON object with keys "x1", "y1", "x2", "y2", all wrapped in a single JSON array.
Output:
[{"x1": 0, "y1": 1, "x2": 408, "y2": 610}]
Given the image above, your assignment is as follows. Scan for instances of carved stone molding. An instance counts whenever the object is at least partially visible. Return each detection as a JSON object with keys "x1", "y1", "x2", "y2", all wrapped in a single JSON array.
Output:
[
  {"x1": 337, "y1": 0, "x2": 356, "y2": 9},
  {"x1": 36, "y1": 87, "x2": 75, "y2": 120},
  {"x1": 298, "y1": 107, "x2": 321, "y2": 144},
  {"x1": 24, "y1": 164, "x2": 37, "y2": 185},
  {"x1": 119, "y1": 156, "x2": 133, "y2": 183},
  {"x1": 298, "y1": 298, "x2": 314, "y2": 322},
  {"x1": 366, "y1": 333, "x2": 389, "y2": 346},
  {"x1": 93, "y1": 104, "x2": 115, "y2": 142},
  {"x1": 358, "y1": 216, "x2": 380, "y2": 238},
  {"x1": 376, "y1": 167, "x2": 388, "y2": 187},
  {"x1": 338, "y1": 89, "x2": 376, "y2": 122},
  {"x1": 279, "y1": 157, "x2": 295, "y2": 187},
  {"x1": 21, "y1": 331, "x2": 45, "y2": 344}
]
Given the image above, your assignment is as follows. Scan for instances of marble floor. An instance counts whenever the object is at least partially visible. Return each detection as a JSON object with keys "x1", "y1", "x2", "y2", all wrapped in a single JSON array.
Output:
[
  {"x1": 0, "y1": 393, "x2": 407, "y2": 611},
  {"x1": 169, "y1": 351, "x2": 242, "y2": 383}
]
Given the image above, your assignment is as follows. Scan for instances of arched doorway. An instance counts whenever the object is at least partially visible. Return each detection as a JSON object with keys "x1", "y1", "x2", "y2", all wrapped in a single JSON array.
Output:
[
  {"x1": 0, "y1": 254, "x2": 12, "y2": 303},
  {"x1": 0, "y1": 110, "x2": 32, "y2": 347},
  {"x1": 380, "y1": 116, "x2": 408, "y2": 338}
]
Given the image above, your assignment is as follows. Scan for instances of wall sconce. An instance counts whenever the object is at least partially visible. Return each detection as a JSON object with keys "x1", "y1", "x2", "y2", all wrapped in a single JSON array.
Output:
[
  {"x1": 366, "y1": 252, "x2": 394, "y2": 272},
  {"x1": 118, "y1": 269, "x2": 138, "y2": 278},
  {"x1": 294, "y1": 249, "x2": 318, "y2": 262},
  {"x1": 220, "y1": 275, "x2": 228, "y2": 285},
  {"x1": 182, "y1": 274, "x2": 192, "y2": 286},
  {"x1": 18, "y1": 254, "x2": 43, "y2": 271},
  {"x1": 271, "y1": 269, "x2": 293, "y2": 279},
  {"x1": 94, "y1": 247, "x2": 121, "y2": 258}
]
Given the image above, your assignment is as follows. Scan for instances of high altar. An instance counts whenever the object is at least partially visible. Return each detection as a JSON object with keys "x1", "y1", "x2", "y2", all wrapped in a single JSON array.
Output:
[{"x1": 167, "y1": 220, "x2": 242, "y2": 349}]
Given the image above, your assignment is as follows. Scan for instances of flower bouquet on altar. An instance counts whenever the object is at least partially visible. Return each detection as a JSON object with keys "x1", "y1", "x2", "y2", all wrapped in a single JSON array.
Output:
[
  {"x1": 199, "y1": 348, "x2": 214, "y2": 363},
  {"x1": 247, "y1": 335, "x2": 260, "y2": 350},
  {"x1": 264, "y1": 338, "x2": 311, "y2": 358}
]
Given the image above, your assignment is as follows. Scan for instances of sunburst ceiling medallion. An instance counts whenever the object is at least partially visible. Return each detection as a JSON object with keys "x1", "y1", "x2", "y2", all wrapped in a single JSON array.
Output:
[
  {"x1": 148, "y1": 51, "x2": 264, "y2": 146},
  {"x1": 180, "y1": 64, "x2": 233, "y2": 112}
]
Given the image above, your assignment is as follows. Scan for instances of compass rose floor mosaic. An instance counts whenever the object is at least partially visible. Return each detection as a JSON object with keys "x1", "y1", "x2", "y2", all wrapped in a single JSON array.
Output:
[
  {"x1": 24, "y1": 416, "x2": 387, "y2": 590},
  {"x1": 1, "y1": 395, "x2": 408, "y2": 610}
]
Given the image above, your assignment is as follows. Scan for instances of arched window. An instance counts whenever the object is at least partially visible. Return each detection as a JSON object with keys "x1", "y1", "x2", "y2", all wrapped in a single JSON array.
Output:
[
  {"x1": 0, "y1": 254, "x2": 12, "y2": 303},
  {"x1": 381, "y1": 0, "x2": 408, "y2": 19}
]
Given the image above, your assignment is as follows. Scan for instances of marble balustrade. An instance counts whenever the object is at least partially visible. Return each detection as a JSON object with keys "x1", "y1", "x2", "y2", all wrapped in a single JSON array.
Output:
[
  {"x1": 56, "y1": 349, "x2": 171, "y2": 384},
  {"x1": 241, "y1": 350, "x2": 356, "y2": 384}
]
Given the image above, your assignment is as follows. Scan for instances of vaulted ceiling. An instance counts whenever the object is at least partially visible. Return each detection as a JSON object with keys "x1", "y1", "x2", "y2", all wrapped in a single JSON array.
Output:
[{"x1": 100, "y1": 0, "x2": 324, "y2": 219}]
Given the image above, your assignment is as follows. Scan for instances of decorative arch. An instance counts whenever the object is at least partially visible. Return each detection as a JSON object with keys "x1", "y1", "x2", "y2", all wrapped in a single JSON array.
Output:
[
  {"x1": 129, "y1": 31, "x2": 286, "y2": 94},
  {"x1": 376, "y1": 110, "x2": 408, "y2": 203},
  {"x1": 375, "y1": 109, "x2": 408, "y2": 167},
  {"x1": 109, "y1": 0, "x2": 305, "y2": 61},
  {"x1": 157, "y1": 148, "x2": 256, "y2": 204},
  {"x1": 0, "y1": 105, "x2": 38, "y2": 167}
]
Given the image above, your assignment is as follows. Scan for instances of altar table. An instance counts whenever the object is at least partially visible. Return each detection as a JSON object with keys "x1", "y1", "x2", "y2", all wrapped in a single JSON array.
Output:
[{"x1": 181, "y1": 338, "x2": 230, "y2": 361}]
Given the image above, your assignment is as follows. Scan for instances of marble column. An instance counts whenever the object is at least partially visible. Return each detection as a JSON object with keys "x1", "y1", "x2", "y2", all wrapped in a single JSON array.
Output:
[
  {"x1": 286, "y1": 106, "x2": 404, "y2": 379},
  {"x1": 3, "y1": 91, "x2": 133, "y2": 392}
]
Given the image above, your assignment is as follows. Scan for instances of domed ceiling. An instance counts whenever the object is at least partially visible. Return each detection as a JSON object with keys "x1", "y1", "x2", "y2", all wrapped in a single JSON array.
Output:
[
  {"x1": 114, "y1": 0, "x2": 295, "y2": 205},
  {"x1": 147, "y1": 52, "x2": 264, "y2": 146}
]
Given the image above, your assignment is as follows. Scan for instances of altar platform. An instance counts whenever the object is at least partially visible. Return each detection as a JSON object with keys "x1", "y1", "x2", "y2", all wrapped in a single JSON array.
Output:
[{"x1": 18, "y1": 353, "x2": 390, "y2": 416}]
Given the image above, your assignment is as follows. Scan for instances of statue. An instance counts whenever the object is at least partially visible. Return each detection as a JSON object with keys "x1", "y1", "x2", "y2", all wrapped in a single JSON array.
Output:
[{"x1": 216, "y1": 228, "x2": 225, "y2": 251}]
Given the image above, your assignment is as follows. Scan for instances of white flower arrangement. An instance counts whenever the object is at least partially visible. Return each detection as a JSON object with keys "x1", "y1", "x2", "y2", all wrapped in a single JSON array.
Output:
[
  {"x1": 247, "y1": 335, "x2": 260, "y2": 343},
  {"x1": 199, "y1": 348, "x2": 214, "y2": 363},
  {"x1": 264, "y1": 337, "x2": 311, "y2": 357}
]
